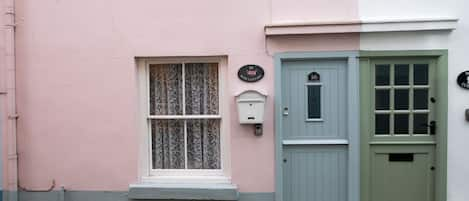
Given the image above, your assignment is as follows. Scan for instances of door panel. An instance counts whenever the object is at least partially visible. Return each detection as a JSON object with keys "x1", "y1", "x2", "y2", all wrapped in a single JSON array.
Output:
[
  {"x1": 283, "y1": 145, "x2": 348, "y2": 201},
  {"x1": 370, "y1": 146, "x2": 435, "y2": 201},
  {"x1": 282, "y1": 60, "x2": 348, "y2": 140}
]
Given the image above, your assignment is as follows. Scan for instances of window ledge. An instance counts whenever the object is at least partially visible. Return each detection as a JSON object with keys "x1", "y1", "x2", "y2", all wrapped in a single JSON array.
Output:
[{"x1": 128, "y1": 183, "x2": 239, "y2": 200}]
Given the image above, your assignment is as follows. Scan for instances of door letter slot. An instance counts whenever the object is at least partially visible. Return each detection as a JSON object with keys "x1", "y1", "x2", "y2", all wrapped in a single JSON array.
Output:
[{"x1": 389, "y1": 153, "x2": 414, "y2": 162}]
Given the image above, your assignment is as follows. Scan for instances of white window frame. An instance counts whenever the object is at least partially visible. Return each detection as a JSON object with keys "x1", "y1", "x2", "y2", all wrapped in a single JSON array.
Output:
[{"x1": 136, "y1": 57, "x2": 231, "y2": 184}]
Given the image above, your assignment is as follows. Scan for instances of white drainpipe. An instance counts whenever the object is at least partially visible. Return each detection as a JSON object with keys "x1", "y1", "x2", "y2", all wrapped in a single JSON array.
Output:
[{"x1": 2, "y1": 0, "x2": 18, "y2": 200}]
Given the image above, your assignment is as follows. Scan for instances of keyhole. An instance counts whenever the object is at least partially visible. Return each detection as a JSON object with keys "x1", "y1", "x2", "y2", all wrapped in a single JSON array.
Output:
[
  {"x1": 283, "y1": 158, "x2": 287, "y2": 163},
  {"x1": 430, "y1": 166, "x2": 435, "y2": 171}
]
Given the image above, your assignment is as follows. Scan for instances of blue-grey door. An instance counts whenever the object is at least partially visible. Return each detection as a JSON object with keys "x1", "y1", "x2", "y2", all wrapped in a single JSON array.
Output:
[{"x1": 281, "y1": 59, "x2": 349, "y2": 201}]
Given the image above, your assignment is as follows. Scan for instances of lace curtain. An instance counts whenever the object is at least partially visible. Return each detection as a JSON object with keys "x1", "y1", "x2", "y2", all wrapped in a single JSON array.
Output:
[{"x1": 149, "y1": 63, "x2": 220, "y2": 169}]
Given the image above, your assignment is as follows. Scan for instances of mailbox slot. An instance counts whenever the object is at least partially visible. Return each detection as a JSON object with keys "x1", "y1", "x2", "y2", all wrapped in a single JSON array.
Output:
[{"x1": 389, "y1": 153, "x2": 414, "y2": 162}]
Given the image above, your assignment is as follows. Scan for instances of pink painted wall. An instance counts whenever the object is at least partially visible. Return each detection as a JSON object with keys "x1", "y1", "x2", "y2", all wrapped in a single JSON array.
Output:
[
  {"x1": 0, "y1": 0, "x2": 6, "y2": 191},
  {"x1": 271, "y1": 0, "x2": 359, "y2": 23},
  {"x1": 12, "y1": 0, "x2": 359, "y2": 192}
]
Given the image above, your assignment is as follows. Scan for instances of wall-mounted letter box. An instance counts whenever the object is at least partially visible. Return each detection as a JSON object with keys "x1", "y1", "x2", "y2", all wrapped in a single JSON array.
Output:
[{"x1": 236, "y1": 90, "x2": 267, "y2": 124}]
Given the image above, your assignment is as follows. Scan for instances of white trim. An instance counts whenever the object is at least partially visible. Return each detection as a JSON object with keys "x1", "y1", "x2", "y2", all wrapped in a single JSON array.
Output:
[
  {"x1": 305, "y1": 119, "x2": 324, "y2": 122},
  {"x1": 130, "y1": 182, "x2": 236, "y2": 189},
  {"x1": 265, "y1": 18, "x2": 458, "y2": 35},
  {"x1": 148, "y1": 115, "x2": 222, "y2": 119},
  {"x1": 136, "y1": 57, "x2": 231, "y2": 183},
  {"x1": 361, "y1": 18, "x2": 458, "y2": 33},
  {"x1": 282, "y1": 139, "x2": 349, "y2": 145}
]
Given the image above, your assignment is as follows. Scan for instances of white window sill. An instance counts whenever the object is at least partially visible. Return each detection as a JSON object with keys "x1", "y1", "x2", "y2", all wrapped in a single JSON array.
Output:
[
  {"x1": 141, "y1": 175, "x2": 232, "y2": 184},
  {"x1": 128, "y1": 181, "x2": 238, "y2": 200}
]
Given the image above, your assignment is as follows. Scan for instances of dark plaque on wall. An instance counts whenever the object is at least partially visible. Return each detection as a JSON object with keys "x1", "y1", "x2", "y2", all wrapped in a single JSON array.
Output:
[
  {"x1": 457, "y1": 71, "x2": 469, "y2": 89},
  {"x1": 238, "y1": 65, "x2": 265, "y2": 82},
  {"x1": 307, "y1": 72, "x2": 320, "y2": 82}
]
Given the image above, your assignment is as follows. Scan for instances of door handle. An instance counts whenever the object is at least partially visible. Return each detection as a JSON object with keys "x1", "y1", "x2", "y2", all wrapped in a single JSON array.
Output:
[
  {"x1": 421, "y1": 121, "x2": 436, "y2": 135},
  {"x1": 283, "y1": 107, "x2": 289, "y2": 116}
]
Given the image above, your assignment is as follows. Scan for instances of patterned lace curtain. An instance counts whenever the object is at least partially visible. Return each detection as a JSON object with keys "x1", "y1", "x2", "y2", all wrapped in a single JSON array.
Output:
[
  {"x1": 149, "y1": 63, "x2": 220, "y2": 170},
  {"x1": 185, "y1": 63, "x2": 220, "y2": 169}
]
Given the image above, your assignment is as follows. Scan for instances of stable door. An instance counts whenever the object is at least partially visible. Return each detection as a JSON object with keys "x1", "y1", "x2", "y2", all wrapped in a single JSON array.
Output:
[
  {"x1": 364, "y1": 58, "x2": 438, "y2": 201},
  {"x1": 281, "y1": 59, "x2": 350, "y2": 201}
]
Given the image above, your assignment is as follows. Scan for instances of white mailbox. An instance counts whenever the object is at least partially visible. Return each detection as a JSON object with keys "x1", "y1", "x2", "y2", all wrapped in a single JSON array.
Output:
[{"x1": 236, "y1": 90, "x2": 267, "y2": 124}]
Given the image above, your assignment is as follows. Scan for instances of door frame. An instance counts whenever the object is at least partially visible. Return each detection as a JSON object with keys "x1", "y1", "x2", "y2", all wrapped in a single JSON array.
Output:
[
  {"x1": 359, "y1": 50, "x2": 448, "y2": 201},
  {"x1": 274, "y1": 51, "x2": 360, "y2": 201}
]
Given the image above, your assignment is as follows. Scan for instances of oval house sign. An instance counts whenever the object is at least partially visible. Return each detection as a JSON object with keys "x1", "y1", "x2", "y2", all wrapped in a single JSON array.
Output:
[
  {"x1": 457, "y1": 71, "x2": 469, "y2": 89},
  {"x1": 238, "y1": 65, "x2": 265, "y2": 82}
]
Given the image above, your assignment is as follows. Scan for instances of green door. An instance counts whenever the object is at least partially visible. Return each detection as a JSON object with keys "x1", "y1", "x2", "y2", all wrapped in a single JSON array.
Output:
[{"x1": 362, "y1": 58, "x2": 438, "y2": 201}]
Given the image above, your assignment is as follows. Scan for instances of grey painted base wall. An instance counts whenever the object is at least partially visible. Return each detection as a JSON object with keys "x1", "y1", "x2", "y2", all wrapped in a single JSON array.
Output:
[{"x1": 4, "y1": 191, "x2": 273, "y2": 201}]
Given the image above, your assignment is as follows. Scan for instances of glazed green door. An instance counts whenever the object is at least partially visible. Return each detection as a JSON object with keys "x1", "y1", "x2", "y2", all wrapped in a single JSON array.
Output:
[
  {"x1": 281, "y1": 59, "x2": 348, "y2": 201},
  {"x1": 368, "y1": 59, "x2": 437, "y2": 201}
]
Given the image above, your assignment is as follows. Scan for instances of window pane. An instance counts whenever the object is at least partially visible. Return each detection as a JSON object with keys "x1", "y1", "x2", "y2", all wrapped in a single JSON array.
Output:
[
  {"x1": 375, "y1": 64, "x2": 390, "y2": 86},
  {"x1": 151, "y1": 120, "x2": 185, "y2": 169},
  {"x1": 413, "y1": 114, "x2": 428, "y2": 134},
  {"x1": 375, "y1": 114, "x2": 390, "y2": 135},
  {"x1": 375, "y1": 90, "x2": 390, "y2": 110},
  {"x1": 185, "y1": 63, "x2": 219, "y2": 115},
  {"x1": 394, "y1": 64, "x2": 409, "y2": 85},
  {"x1": 394, "y1": 114, "x2": 409, "y2": 134},
  {"x1": 307, "y1": 85, "x2": 321, "y2": 119},
  {"x1": 414, "y1": 64, "x2": 429, "y2": 85},
  {"x1": 394, "y1": 89, "x2": 409, "y2": 110},
  {"x1": 187, "y1": 119, "x2": 221, "y2": 169},
  {"x1": 414, "y1": 89, "x2": 428, "y2": 110},
  {"x1": 149, "y1": 64, "x2": 183, "y2": 115}
]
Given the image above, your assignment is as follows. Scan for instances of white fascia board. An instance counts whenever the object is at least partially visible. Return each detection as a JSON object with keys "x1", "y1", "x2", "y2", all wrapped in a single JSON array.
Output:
[
  {"x1": 265, "y1": 18, "x2": 458, "y2": 35},
  {"x1": 361, "y1": 18, "x2": 458, "y2": 33}
]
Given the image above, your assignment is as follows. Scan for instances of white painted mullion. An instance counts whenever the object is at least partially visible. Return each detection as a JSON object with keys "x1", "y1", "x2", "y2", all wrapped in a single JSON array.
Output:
[
  {"x1": 390, "y1": 64, "x2": 395, "y2": 135},
  {"x1": 182, "y1": 63, "x2": 188, "y2": 169},
  {"x1": 409, "y1": 64, "x2": 415, "y2": 136}
]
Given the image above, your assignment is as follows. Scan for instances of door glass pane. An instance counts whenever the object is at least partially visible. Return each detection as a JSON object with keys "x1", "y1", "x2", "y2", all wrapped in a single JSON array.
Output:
[
  {"x1": 307, "y1": 85, "x2": 321, "y2": 119},
  {"x1": 187, "y1": 119, "x2": 221, "y2": 169},
  {"x1": 394, "y1": 64, "x2": 409, "y2": 85},
  {"x1": 151, "y1": 119, "x2": 185, "y2": 169},
  {"x1": 414, "y1": 64, "x2": 429, "y2": 85},
  {"x1": 149, "y1": 64, "x2": 183, "y2": 115},
  {"x1": 375, "y1": 64, "x2": 390, "y2": 86},
  {"x1": 185, "y1": 63, "x2": 219, "y2": 115},
  {"x1": 413, "y1": 114, "x2": 428, "y2": 134},
  {"x1": 375, "y1": 114, "x2": 390, "y2": 135},
  {"x1": 394, "y1": 89, "x2": 409, "y2": 110},
  {"x1": 414, "y1": 89, "x2": 428, "y2": 110},
  {"x1": 375, "y1": 90, "x2": 390, "y2": 110},
  {"x1": 394, "y1": 114, "x2": 409, "y2": 134}
]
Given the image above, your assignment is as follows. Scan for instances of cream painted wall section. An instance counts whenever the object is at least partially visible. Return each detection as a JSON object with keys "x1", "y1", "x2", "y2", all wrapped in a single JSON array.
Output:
[
  {"x1": 359, "y1": 0, "x2": 453, "y2": 21},
  {"x1": 359, "y1": 0, "x2": 469, "y2": 200}
]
